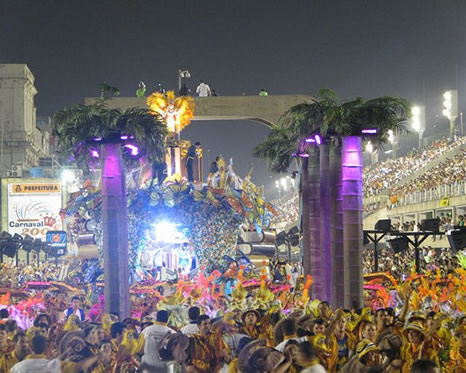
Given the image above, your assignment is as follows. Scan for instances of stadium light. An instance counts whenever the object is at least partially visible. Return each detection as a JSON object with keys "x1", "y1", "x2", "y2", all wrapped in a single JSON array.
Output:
[
  {"x1": 411, "y1": 105, "x2": 425, "y2": 148},
  {"x1": 442, "y1": 89, "x2": 458, "y2": 141},
  {"x1": 388, "y1": 130, "x2": 394, "y2": 143},
  {"x1": 281, "y1": 177, "x2": 287, "y2": 191},
  {"x1": 365, "y1": 141, "x2": 373, "y2": 153}
]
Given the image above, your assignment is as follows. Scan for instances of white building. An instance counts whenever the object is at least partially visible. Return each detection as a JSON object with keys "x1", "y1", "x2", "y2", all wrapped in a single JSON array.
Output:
[{"x1": 0, "y1": 64, "x2": 50, "y2": 177}]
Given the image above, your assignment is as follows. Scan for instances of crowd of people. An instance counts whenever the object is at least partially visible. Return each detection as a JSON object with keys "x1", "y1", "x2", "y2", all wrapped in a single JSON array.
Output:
[
  {"x1": 271, "y1": 194, "x2": 299, "y2": 229},
  {"x1": 362, "y1": 244, "x2": 461, "y2": 277},
  {"x1": 0, "y1": 264, "x2": 465, "y2": 372},
  {"x1": 389, "y1": 149, "x2": 466, "y2": 205},
  {"x1": 364, "y1": 136, "x2": 466, "y2": 198}
]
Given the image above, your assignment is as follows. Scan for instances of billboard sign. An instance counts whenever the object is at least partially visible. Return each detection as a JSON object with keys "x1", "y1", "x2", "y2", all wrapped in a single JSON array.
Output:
[
  {"x1": 7, "y1": 183, "x2": 63, "y2": 240},
  {"x1": 46, "y1": 230, "x2": 67, "y2": 256}
]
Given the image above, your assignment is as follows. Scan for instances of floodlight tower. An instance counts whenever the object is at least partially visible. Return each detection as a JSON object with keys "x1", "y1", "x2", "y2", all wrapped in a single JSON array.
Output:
[
  {"x1": 442, "y1": 90, "x2": 458, "y2": 141},
  {"x1": 411, "y1": 105, "x2": 426, "y2": 149},
  {"x1": 365, "y1": 141, "x2": 377, "y2": 164}
]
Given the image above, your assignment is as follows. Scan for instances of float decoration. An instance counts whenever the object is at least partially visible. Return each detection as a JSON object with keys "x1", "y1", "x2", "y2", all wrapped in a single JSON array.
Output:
[
  {"x1": 62, "y1": 169, "x2": 277, "y2": 279},
  {"x1": 147, "y1": 90, "x2": 195, "y2": 135}
]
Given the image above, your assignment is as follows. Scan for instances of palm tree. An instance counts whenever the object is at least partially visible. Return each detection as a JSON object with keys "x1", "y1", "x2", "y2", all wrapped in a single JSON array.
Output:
[
  {"x1": 52, "y1": 91, "x2": 167, "y2": 318},
  {"x1": 254, "y1": 90, "x2": 409, "y2": 307}
]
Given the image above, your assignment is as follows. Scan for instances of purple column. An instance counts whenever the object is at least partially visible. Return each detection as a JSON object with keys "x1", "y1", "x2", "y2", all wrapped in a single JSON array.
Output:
[
  {"x1": 341, "y1": 136, "x2": 364, "y2": 308},
  {"x1": 102, "y1": 143, "x2": 130, "y2": 319},
  {"x1": 308, "y1": 147, "x2": 322, "y2": 299},
  {"x1": 319, "y1": 143, "x2": 332, "y2": 302},
  {"x1": 330, "y1": 140, "x2": 344, "y2": 308}
]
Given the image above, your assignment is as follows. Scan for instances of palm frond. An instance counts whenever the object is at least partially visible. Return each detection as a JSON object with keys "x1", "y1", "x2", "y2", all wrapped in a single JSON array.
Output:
[{"x1": 254, "y1": 90, "x2": 411, "y2": 172}]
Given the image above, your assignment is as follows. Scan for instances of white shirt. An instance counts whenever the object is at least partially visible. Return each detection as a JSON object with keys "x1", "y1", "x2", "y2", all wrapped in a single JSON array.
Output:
[
  {"x1": 11, "y1": 357, "x2": 62, "y2": 373},
  {"x1": 196, "y1": 83, "x2": 211, "y2": 97},
  {"x1": 63, "y1": 308, "x2": 85, "y2": 321},
  {"x1": 141, "y1": 322, "x2": 176, "y2": 372},
  {"x1": 301, "y1": 364, "x2": 327, "y2": 373},
  {"x1": 275, "y1": 336, "x2": 307, "y2": 352},
  {"x1": 180, "y1": 322, "x2": 199, "y2": 336}
]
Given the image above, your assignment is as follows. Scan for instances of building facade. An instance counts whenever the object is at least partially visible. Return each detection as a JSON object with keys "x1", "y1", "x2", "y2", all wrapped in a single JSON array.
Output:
[{"x1": 0, "y1": 64, "x2": 50, "y2": 177}]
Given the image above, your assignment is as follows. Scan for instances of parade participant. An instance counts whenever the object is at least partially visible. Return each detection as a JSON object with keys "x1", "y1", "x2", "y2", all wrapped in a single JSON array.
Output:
[
  {"x1": 363, "y1": 322, "x2": 377, "y2": 343},
  {"x1": 141, "y1": 310, "x2": 176, "y2": 372},
  {"x1": 296, "y1": 341, "x2": 327, "y2": 372},
  {"x1": 11, "y1": 334, "x2": 101, "y2": 373},
  {"x1": 13, "y1": 332, "x2": 30, "y2": 362},
  {"x1": 312, "y1": 319, "x2": 326, "y2": 335},
  {"x1": 64, "y1": 296, "x2": 85, "y2": 321},
  {"x1": 10, "y1": 335, "x2": 61, "y2": 373},
  {"x1": 188, "y1": 314, "x2": 229, "y2": 372},
  {"x1": 342, "y1": 340, "x2": 382, "y2": 372},
  {"x1": 186, "y1": 142, "x2": 201, "y2": 182},
  {"x1": 110, "y1": 321, "x2": 127, "y2": 353},
  {"x1": 445, "y1": 324, "x2": 466, "y2": 373},
  {"x1": 318, "y1": 301, "x2": 333, "y2": 325},
  {"x1": 34, "y1": 322, "x2": 48, "y2": 337},
  {"x1": 275, "y1": 318, "x2": 305, "y2": 352},
  {"x1": 327, "y1": 309, "x2": 356, "y2": 371},
  {"x1": 241, "y1": 309, "x2": 262, "y2": 339},
  {"x1": 352, "y1": 308, "x2": 374, "y2": 341},
  {"x1": 227, "y1": 336, "x2": 252, "y2": 373},
  {"x1": 0, "y1": 326, "x2": 19, "y2": 373},
  {"x1": 33, "y1": 313, "x2": 52, "y2": 328},
  {"x1": 91, "y1": 340, "x2": 113, "y2": 373},
  {"x1": 181, "y1": 306, "x2": 200, "y2": 336},
  {"x1": 84, "y1": 325, "x2": 100, "y2": 354},
  {"x1": 401, "y1": 322, "x2": 436, "y2": 373},
  {"x1": 375, "y1": 309, "x2": 388, "y2": 335},
  {"x1": 411, "y1": 359, "x2": 441, "y2": 373}
]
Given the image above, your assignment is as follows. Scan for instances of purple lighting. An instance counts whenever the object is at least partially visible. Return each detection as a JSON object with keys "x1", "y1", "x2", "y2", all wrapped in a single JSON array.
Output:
[
  {"x1": 124, "y1": 144, "x2": 139, "y2": 156},
  {"x1": 120, "y1": 135, "x2": 129, "y2": 140},
  {"x1": 305, "y1": 138, "x2": 316, "y2": 143},
  {"x1": 93, "y1": 137, "x2": 103, "y2": 141},
  {"x1": 293, "y1": 152, "x2": 309, "y2": 158},
  {"x1": 361, "y1": 128, "x2": 378, "y2": 134},
  {"x1": 90, "y1": 148, "x2": 100, "y2": 158},
  {"x1": 314, "y1": 134, "x2": 322, "y2": 145}
]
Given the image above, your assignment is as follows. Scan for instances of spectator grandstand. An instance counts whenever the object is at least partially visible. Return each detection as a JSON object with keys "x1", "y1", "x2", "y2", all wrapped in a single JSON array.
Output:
[
  {"x1": 271, "y1": 136, "x2": 466, "y2": 227},
  {"x1": 364, "y1": 136, "x2": 466, "y2": 197}
]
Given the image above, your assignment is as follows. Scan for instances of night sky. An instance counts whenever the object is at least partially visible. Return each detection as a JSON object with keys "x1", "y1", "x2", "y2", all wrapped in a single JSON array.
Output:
[{"x1": 1, "y1": 0, "x2": 465, "y2": 198}]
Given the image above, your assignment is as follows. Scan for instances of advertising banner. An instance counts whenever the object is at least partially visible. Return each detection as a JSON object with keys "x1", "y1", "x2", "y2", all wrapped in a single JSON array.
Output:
[
  {"x1": 7, "y1": 183, "x2": 63, "y2": 240},
  {"x1": 46, "y1": 230, "x2": 67, "y2": 256}
]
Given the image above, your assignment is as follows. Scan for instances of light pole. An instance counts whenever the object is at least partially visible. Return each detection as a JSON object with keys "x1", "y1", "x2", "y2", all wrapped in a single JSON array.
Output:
[
  {"x1": 178, "y1": 69, "x2": 191, "y2": 91},
  {"x1": 411, "y1": 105, "x2": 425, "y2": 149},
  {"x1": 442, "y1": 90, "x2": 458, "y2": 141}
]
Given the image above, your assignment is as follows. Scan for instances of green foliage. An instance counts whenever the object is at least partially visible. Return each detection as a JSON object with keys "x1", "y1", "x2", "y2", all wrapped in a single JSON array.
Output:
[
  {"x1": 254, "y1": 90, "x2": 411, "y2": 172},
  {"x1": 52, "y1": 99, "x2": 167, "y2": 172}
]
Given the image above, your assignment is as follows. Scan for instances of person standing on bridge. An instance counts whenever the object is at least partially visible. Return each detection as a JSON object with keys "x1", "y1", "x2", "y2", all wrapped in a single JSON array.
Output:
[
  {"x1": 179, "y1": 83, "x2": 190, "y2": 96},
  {"x1": 196, "y1": 80, "x2": 211, "y2": 97},
  {"x1": 259, "y1": 88, "x2": 268, "y2": 96}
]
